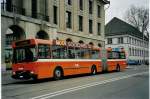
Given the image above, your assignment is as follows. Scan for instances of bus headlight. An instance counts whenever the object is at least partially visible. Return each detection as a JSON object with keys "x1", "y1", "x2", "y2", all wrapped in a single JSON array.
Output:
[
  {"x1": 30, "y1": 71, "x2": 34, "y2": 74},
  {"x1": 12, "y1": 72, "x2": 16, "y2": 75}
]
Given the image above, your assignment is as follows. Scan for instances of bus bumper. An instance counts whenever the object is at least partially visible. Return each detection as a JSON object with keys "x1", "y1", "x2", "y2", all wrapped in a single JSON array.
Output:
[{"x1": 11, "y1": 71, "x2": 37, "y2": 80}]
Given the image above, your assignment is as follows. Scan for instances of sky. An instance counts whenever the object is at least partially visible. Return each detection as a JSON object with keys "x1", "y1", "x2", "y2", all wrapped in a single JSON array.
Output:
[{"x1": 105, "y1": 0, "x2": 149, "y2": 24}]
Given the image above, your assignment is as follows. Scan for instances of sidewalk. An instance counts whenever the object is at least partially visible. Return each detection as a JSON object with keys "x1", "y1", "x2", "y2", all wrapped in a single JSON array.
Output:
[
  {"x1": 126, "y1": 64, "x2": 149, "y2": 69},
  {"x1": 2, "y1": 70, "x2": 12, "y2": 76}
]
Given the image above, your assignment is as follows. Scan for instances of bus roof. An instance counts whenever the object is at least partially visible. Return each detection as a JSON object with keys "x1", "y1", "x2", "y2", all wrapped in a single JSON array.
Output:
[
  {"x1": 12, "y1": 39, "x2": 53, "y2": 48},
  {"x1": 12, "y1": 39, "x2": 101, "y2": 50},
  {"x1": 106, "y1": 47, "x2": 125, "y2": 52}
]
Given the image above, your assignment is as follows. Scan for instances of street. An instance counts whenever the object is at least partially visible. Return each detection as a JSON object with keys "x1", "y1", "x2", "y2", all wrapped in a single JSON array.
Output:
[{"x1": 2, "y1": 65, "x2": 149, "y2": 99}]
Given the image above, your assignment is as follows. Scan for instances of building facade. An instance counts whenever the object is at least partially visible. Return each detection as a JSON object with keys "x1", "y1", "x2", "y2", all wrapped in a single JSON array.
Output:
[
  {"x1": 1, "y1": 0, "x2": 109, "y2": 68},
  {"x1": 105, "y1": 17, "x2": 149, "y2": 64}
]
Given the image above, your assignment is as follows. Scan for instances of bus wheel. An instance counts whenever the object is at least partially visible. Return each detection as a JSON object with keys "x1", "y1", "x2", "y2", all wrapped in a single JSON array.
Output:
[
  {"x1": 91, "y1": 66, "x2": 97, "y2": 75},
  {"x1": 116, "y1": 65, "x2": 120, "y2": 72},
  {"x1": 32, "y1": 76, "x2": 38, "y2": 81},
  {"x1": 54, "y1": 68, "x2": 63, "y2": 80}
]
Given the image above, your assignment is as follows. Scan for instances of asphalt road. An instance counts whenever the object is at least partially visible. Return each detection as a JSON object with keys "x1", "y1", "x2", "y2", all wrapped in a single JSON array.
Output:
[{"x1": 2, "y1": 65, "x2": 149, "y2": 99}]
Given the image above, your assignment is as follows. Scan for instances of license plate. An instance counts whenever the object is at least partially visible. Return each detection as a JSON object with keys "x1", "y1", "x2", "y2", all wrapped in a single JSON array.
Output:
[{"x1": 19, "y1": 76, "x2": 23, "y2": 78}]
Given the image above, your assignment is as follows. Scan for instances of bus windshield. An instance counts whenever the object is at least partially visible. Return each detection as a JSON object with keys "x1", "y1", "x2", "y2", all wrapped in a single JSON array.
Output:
[{"x1": 13, "y1": 47, "x2": 37, "y2": 63}]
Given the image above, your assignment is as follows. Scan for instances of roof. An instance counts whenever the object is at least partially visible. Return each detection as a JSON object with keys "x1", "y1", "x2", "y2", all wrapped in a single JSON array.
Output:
[{"x1": 105, "y1": 17, "x2": 149, "y2": 41}]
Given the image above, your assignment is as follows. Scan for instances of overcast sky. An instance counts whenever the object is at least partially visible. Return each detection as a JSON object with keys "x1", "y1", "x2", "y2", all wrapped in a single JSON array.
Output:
[{"x1": 105, "y1": 0, "x2": 149, "y2": 24}]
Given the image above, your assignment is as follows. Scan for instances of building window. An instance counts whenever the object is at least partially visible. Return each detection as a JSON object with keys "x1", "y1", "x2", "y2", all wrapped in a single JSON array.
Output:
[
  {"x1": 66, "y1": 11, "x2": 72, "y2": 28},
  {"x1": 97, "y1": 23, "x2": 101, "y2": 35},
  {"x1": 89, "y1": 0, "x2": 93, "y2": 14},
  {"x1": 128, "y1": 37, "x2": 131, "y2": 44},
  {"x1": 89, "y1": 20, "x2": 93, "y2": 33},
  {"x1": 139, "y1": 50, "x2": 141, "y2": 56},
  {"x1": 107, "y1": 38, "x2": 112, "y2": 44},
  {"x1": 132, "y1": 38, "x2": 134, "y2": 44},
  {"x1": 1, "y1": 0, "x2": 10, "y2": 11},
  {"x1": 79, "y1": 15, "x2": 83, "y2": 31},
  {"x1": 138, "y1": 49, "x2": 140, "y2": 56},
  {"x1": 79, "y1": 0, "x2": 83, "y2": 10},
  {"x1": 132, "y1": 48, "x2": 134, "y2": 56},
  {"x1": 129, "y1": 48, "x2": 131, "y2": 56},
  {"x1": 66, "y1": 0, "x2": 71, "y2": 5},
  {"x1": 118, "y1": 37, "x2": 123, "y2": 44},
  {"x1": 6, "y1": 34, "x2": 14, "y2": 46},
  {"x1": 137, "y1": 40, "x2": 139, "y2": 46},
  {"x1": 32, "y1": 0, "x2": 37, "y2": 18},
  {"x1": 135, "y1": 49, "x2": 137, "y2": 56},
  {"x1": 131, "y1": 48, "x2": 133, "y2": 56},
  {"x1": 53, "y1": 6, "x2": 57, "y2": 24},
  {"x1": 97, "y1": 5, "x2": 101, "y2": 18}
]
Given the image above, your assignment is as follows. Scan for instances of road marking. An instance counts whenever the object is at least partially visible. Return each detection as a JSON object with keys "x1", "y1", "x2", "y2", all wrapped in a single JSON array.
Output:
[{"x1": 31, "y1": 72, "x2": 148, "y2": 99}]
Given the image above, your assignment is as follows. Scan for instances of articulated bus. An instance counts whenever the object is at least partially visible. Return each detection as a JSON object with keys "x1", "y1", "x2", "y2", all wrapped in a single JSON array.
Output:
[{"x1": 11, "y1": 39, "x2": 127, "y2": 80}]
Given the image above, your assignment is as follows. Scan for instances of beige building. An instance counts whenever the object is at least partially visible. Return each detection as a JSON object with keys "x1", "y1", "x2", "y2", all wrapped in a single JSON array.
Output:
[{"x1": 1, "y1": 0, "x2": 109, "y2": 68}]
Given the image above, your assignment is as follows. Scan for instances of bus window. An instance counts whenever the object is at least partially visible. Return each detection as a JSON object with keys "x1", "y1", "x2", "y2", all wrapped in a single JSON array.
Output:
[
  {"x1": 15, "y1": 49, "x2": 25, "y2": 62},
  {"x1": 52, "y1": 45, "x2": 67, "y2": 59},
  {"x1": 107, "y1": 51, "x2": 113, "y2": 59},
  {"x1": 112, "y1": 52, "x2": 119, "y2": 59},
  {"x1": 67, "y1": 47, "x2": 75, "y2": 59},
  {"x1": 119, "y1": 52, "x2": 126, "y2": 59},
  {"x1": 13, "y1": 47, "x2": 36, "y2": 63},
  {"x1": 83, "y1": 49, "x2": 91, "y2": 59},
  {"x1": 75, "y1": 47, "x2": 81, "y2": 59},
  {"x1": 108, "y1": 51, "x2": 119, "y2": 59},
  {"x1": 91, "y1": 50, "x2": 99, "y2": 59},
  {"x1": 75, "y1": 48, "x2": 99, "y2": 59},
  {"x1": 38, "y1": 45, "x2": 51, "y2": 59},
  {"x1": 80, "y1": 49, "x2": 85, "y2": 59}
]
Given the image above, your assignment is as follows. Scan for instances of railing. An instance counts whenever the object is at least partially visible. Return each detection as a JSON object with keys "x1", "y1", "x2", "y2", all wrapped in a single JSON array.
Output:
[{"x1": 1, "y1": 3, "x2": 49, "y2": 22}]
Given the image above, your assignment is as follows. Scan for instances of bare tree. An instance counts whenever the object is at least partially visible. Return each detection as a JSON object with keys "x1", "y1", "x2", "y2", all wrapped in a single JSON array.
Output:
[{"x1": 124, "y1": 5, "x2": 149, "y2": 37}]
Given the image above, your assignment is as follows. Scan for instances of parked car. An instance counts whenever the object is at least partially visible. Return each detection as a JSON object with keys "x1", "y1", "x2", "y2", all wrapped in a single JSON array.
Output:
[{"x1": 127, "y1": 60, "x2": 140, "y2": 65}]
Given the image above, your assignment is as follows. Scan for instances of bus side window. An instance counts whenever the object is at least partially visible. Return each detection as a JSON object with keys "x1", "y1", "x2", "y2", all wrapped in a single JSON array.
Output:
[
  {"x1": 68, "y1": 48, "x2": 75, "y2": 59},
  {"x1": 80, "y1": 50, "x2": 84, "y2": 59},
  {"x1": 83, "y1": 49, "x2": 91, "y2": 59},
  {"x1": 107, "y1": 51, "x2": 113, "y2": 59},
  {"x1": 91, "y1": 50, "x2": 99, "y2": 59},
  {"x1": 38, "y1": 44, "x2": 51, "y2": 59},
  {"x1": 51, "y1": 45, "x2": 67, "y2": 59},
  {"x1": 113, "y1": 52, "x2": 119, "y2": 59},
  {"x1": 119, "y1": 52, "x2": 126, "y2": 59},
  {"x1": 51, "y1": 46, "x2": 59, "y2": 59},
  {"x1": 75, "y1": 47, "x2": 81, "y2": 59}
]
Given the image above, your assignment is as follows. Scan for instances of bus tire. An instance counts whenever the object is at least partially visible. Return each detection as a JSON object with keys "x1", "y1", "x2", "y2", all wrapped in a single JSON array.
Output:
[
  {"x1": 116, "y1": 65, "x2": 120, "y2": 72},
  {"x1": 53, "y1": 67, "x2": 63, "y2": 80},
  {"x1": 91, "y1": 66, "x2": 97, "y2": 75},
  {"x1": 32, "y1": 75, "x2": 38, "y2": 81}
]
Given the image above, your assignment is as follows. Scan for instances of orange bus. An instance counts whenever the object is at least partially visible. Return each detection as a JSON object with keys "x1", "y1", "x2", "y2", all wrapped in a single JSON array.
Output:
[{"x1": 11, "y1": 39, "x2": 127, "y2": 80}]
